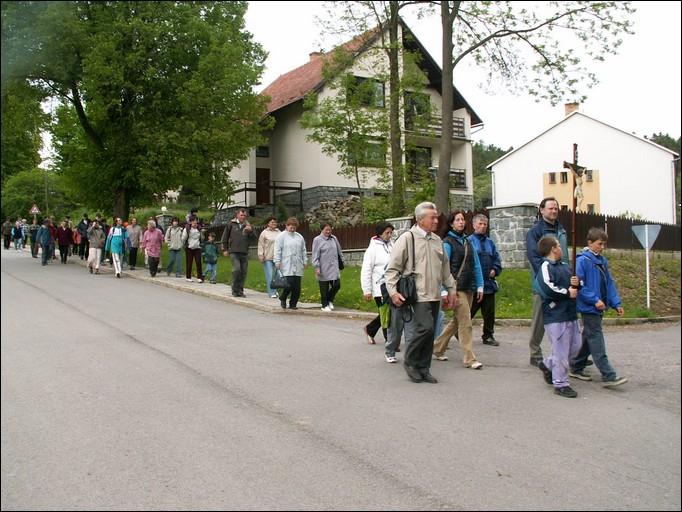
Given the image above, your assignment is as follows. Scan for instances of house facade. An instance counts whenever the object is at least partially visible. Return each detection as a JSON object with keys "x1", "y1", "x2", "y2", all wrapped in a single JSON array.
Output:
[
  {"x1": 487, "y1": 105, "x2": 679, "y2": 224},
  {"x1": 227, "y1": 20, "x2": 482, "y2": 216}
]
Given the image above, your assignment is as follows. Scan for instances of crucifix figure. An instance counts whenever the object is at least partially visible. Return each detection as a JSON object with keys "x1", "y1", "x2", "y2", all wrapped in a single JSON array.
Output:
[{"x1": 562, "y1": 144, "x2": 592, "y2": 269}]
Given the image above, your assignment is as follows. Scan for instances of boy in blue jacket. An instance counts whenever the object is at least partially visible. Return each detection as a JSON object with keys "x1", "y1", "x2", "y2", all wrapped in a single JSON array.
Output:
[
  {"x1": 534, "y1": 236, "x2": 581, "y2": 398},
  {"x1": 570, "y1": 228, "x2": 628, "y2": 387}
]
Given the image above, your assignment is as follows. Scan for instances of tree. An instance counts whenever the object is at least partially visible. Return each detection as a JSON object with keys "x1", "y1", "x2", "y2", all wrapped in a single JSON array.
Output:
[
  {"x1": 300, "y1": 49, "x2": 390, "y2": 221},
  {"x1": 0, "y1": 167, "x2": 76, "y2": 221},
  {"x1": 434, "y1": 1, "x2": 635, "y2": 214},
  {"x1": 2, "y1": 1, "x2": 270, "y2": 220},
  {"x1": 471, "y1": 141, "x2": 509, "y2": 209},
  {"x1": 1, "y1": 80, "x2": 48, "y2": 184},
  {"x1": 649, "y1": 133, "x2": 681, "y2": 224},
  {"x1": 320, "y1": 1, "x2": 429, "y2": 216}
]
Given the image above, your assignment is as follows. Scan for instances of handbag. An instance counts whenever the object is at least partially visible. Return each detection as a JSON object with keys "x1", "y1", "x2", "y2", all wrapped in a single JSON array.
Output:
[
  {"x1": 334, "y1": 236, "x2": 344, "y2": 270},
  {"x1": 270, "y1": 269, "x2": 290, "y2": 290},
  {"x1": 397, "y1": 232, "x2": 418, "y2": 308},
  {"x1": 337, "y1": 253, "x2": 345, "y2": 271}
]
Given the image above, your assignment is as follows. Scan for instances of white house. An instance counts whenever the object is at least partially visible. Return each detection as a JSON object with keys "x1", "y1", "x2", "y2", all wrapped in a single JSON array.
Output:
[
  {"x1": 227, "y1": 19, "x2": 482, "y2": 215},
  {"x1": 487, "y1": 104, "x2": 679, "y2": 224}
]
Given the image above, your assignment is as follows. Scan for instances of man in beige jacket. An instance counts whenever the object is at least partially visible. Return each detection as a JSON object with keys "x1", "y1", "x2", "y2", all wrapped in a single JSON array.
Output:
[{"x1": 385, "y1": 202, "x2": 457, "y2": 383}]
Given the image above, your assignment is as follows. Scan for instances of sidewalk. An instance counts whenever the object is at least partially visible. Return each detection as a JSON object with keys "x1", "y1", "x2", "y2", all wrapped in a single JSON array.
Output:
[{"x1": 73, "y1": 253, "x2": 680, "y2": 325}]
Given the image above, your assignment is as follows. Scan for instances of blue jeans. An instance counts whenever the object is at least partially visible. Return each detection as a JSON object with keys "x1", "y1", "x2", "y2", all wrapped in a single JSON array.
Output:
[
  {"x1": 205, "y1": 262, "x2": 217, "y2": 282},
  {"x1": 167, "y1": 249, "x2": 182, "y2": 276},
  {"x1": 263, "y1": 260, "x2": 276, "y2": 296},
  {"x1": 572, "y1": 313, "x2": 617, "y2": 381}
]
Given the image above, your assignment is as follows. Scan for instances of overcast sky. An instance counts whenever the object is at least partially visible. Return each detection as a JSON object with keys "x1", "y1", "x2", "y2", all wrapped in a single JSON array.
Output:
[{"x1": 245, "y1": 0, "x2": 681, "y2": 150}]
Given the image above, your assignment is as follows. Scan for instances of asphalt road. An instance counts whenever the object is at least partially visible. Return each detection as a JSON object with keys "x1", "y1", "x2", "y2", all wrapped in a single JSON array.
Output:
[{"x1": 1, "y1": 249, "x2": 680, "y2": 510}]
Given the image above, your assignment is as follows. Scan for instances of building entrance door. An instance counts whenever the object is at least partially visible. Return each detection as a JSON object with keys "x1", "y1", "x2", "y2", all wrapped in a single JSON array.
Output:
[{"x1": 256, "y1": 168, "x2": 270, "y2": 205}]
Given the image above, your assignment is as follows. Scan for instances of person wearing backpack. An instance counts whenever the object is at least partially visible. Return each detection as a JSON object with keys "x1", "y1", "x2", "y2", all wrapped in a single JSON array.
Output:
[
  {"x1": 164, "y1": 217, "x2": 184, "y2": 277},
  {"x1": 182, "y1": 217, "x2": 204, "y2": 283},
  {"x1": 385, "y1": 202, "x2": 457, "y2": 384}
]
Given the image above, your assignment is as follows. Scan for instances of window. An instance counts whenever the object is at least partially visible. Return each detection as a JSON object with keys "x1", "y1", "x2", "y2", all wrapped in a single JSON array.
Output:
[
  {"x1": 348, "y1": 76, "x2": 385, "y2": 108},
  {"x1": 549, "y1": 172, "x2": 556, "y2": 184},
  {"x1": 406, "y1": 147, "x2": 432, "y2": 183},
  {"x1": 587, "y1": 204, "x2": 595, "y2": 214},
  {"x1": 404, "y1": 91, "x2": 431, "y2": 130},
  {"x1": 560, "y1": 172, "x2": 568, "y2": 183},
  {"x1": 449, "y1": 169, "x2": 467, "y2": 190},
  {"x1": 256, "y1": 146, "x2": 269, "y2": 158},
  {"x1": 348, "y1": 137, "x2": 386, "y2": 168},
  {"x1": 585, "y1": 170, "x2": 593, "y2": 182}
]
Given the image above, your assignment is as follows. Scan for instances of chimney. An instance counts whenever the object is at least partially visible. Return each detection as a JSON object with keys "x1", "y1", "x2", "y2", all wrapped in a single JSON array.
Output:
[
  {"x1": 565, "y1": 102, "x2": 580, "y2": 116},
  {"x1": 309, "y1": 52, "x2": 322, "y2": 62}
]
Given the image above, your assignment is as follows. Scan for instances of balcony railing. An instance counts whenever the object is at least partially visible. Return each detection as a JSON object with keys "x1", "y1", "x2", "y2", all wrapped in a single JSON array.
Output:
[{"x1": 405, "y1": 114, "x2": 466, "y2": 139}]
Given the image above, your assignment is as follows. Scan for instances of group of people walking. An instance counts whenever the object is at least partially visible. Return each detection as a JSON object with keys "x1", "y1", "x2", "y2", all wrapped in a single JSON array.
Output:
[{"x1": 360, "y1": 199, "x2": 628, "y2": 396}]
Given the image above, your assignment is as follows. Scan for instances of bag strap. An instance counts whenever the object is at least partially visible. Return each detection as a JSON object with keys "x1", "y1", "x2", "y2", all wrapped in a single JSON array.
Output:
[
  {"x1": 409, "y1": 231, "x2": 416, "y2": 273},
  {"x1": 455, "y1": 239, "x2": 469, "y2": 281}
]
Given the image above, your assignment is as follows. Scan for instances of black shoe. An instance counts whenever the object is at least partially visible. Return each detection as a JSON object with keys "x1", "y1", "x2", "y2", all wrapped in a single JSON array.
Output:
[
  {"x1": 554, "y1": 386, "x2": 578, "y2": 398},
  {"x1": 482, "y1": 336, "x2": 499, "y2": 346},
  {"x1": 585, "y1": 359, "x2": 594, "y2": 367},
  {"x1": 404, "y1": 365, "x2": 423, "y2": 383},
  {"x1": 116, "y1": 273, "x2": 121, "y2": 278},
  {"x1": 289, "y1": 305, "x2": 298, "y2": 310},
  {"x1": 421, "y1": 372, "x2": 438, "y2": 384},
  {"x1": 538, "y1": 362, "x2": 553, "y2": 385},
  {"x1": 280, "y1": 300, "x2": 287, "y2": 309},
  {"x1": 530, "y1": 358, "x2": 541, "y2": 367}
]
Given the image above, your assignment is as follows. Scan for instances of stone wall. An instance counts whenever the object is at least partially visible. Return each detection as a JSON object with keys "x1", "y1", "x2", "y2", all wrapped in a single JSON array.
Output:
[
  {"x1": 277, "y1": 186, "x2": 371, "y2": 215},
  {"x1": 487, "y1": 203, "x2": 538, "y2": 269}
]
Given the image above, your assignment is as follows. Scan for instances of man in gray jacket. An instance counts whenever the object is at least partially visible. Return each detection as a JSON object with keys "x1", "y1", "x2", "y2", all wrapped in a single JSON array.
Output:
[
  {"x1": 221, "y1": 208, "x2": 256, "y2": 297},
  {"x1": 385, "y1": 202, "x2": 457, "y2": 384}
]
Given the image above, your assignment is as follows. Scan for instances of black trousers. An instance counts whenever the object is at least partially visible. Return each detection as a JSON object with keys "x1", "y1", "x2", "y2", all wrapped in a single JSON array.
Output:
[
  {"x1": 404, "y1": 302, "x2": 439, "y2": 372},
  {"x1": 79, "y1": 239, "x2": 89, "y2": 259},
  {"x1": 470, "y1": 293, "x2": 496, "y2": 338},
  {"x1": 318, "y1": 279, "x2": 341, "y2": 307},
  {"x1": 280, "y1": 276, "x2": 302, "y2": 307},
  {"x1": 129, "y1": 247, "x2": 138, "y2": 268},
  {"x1": 185, "y1": 248, "x2": 203, "y2": 279},
  {"x1": 365, "y1": 296, "x2": 388, "y2": 341}
]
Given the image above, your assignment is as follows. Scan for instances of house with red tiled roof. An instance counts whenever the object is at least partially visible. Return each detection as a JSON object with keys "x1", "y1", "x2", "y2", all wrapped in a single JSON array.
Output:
[{"x1": 227, "y1": 19, "x2": 482, "y2": 215}]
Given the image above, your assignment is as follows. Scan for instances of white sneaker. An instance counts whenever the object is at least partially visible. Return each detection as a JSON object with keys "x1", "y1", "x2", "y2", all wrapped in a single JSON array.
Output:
[
  {"x1": 186, "y1": 278, "x2": 192, "y2": 282},
  {"x1": 385, "y1": 355, "x2": 398, "y2": 363},
  {"x1": 328, "y1": 302, "x2": 335, "y2": 311},
  {"x1": 434, "y1": 355, "x2": 448, "y2": 361},
  {"x1": 321, "y1": 306, "x2": 332, "y2": 312}
]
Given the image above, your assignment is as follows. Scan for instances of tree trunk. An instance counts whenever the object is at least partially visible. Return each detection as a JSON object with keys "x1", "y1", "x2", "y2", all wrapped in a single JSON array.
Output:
[
  {"x1": 436, "y1": 1, "x2": 456, "y2": 215},
  {"x1": 388, "y1": 1, "x2": 404, "y2": 216},
  {"x1": 113, "y1": 188, "x2": 130, "y2": 222}
]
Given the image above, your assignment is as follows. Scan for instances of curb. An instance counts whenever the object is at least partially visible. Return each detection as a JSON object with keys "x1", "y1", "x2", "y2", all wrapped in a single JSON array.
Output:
[{"x1": 69, "y1": 254, "x2": 680, "y2": 325}]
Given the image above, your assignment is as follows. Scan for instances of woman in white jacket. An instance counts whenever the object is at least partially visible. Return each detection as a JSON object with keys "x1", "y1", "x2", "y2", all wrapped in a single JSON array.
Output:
[{"x1": 360, "y1": 222, "x2": 394, "y2": 349}]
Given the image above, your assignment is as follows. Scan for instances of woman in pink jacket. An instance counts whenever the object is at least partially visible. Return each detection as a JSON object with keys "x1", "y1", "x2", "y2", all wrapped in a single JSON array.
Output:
[{"x1": 141, "y1": 220, "x2": 165, "y2": 277}]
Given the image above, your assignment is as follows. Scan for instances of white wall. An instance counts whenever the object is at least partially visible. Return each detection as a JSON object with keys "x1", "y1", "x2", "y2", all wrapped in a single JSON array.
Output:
[{"x1": 491, "y1": 114, "x2": 677, "y2": 224}]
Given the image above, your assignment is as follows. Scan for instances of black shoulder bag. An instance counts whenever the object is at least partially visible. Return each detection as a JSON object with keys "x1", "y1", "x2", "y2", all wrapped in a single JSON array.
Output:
[{"x1": 397, "y1": 232, "x2": 418, "y2": 321}]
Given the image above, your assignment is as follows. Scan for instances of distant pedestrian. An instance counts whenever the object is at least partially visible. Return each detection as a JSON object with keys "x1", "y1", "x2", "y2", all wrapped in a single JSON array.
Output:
[
  {"x1": 76, "y1": 213, "x2": 90, "y2": 260},
  {"x1": 56, "y1": 220, "x2": 73, "y2": 264},
  {"x1": 126, "y1": 218, "x2": 143, "y2": 270},
  {"x1": 35, "y1": 220, "x2": 52, "y2": 266},
  {"x1": 570, "y1": 228, "x2": 628, "y2": 388},
  {"x1": 141, "y1": 220, "x2": 164, "y2": 277},
  {"x1": 273, "y1": 217, "x2": 307, "y2": 310},
  {"x1": 221, "y1": 208, "x2": 255, "y2": 297},
  {"x1": 534, "y1": 236, "x2": 581, "y2": 398},
  {"x1": 469, "y1": 214, "x2": 503, "y2": 346},
  {"x1": 105, "y1": 217, "x2": 129, "y2": 278},
  {"x1": 87, "y1": 220, "x2": 105, "y2": 274},
  {"x1": 2, "y1": 219, "x2": 12, "y2": 250},
  {"x1": 258, "y1": 217, "x2": 281, "y2": 298},
  {"x1": 28, "y1": 218, "x2": 40, "y2": 258},
  {"x1": 202, "y1": 232, "x2": 220, "y2": 284},
  {"x1": 312, "y1": 223, "x2": 344, "y2": 312},
  {"x1": 182, "y1": 217, "x2": 203, "y2": 282},
  {"x1": 165, "y1": 217, "x2": 184, "y2": 277}
]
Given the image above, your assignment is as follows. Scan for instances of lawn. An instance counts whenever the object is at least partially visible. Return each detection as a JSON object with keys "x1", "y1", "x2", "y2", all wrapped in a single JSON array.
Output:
[{"x1": 149, "y1": 247, "x2": 680, "y2": 319}]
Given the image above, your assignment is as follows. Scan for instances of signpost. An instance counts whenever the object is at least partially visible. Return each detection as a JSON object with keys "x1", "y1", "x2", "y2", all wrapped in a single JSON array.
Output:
[
  {"x1": 631, "y1": 224, "x2": 661, "y2": 309},
  {"x1": 29, "y1": 204, "x2": 41, "y2": 224}
]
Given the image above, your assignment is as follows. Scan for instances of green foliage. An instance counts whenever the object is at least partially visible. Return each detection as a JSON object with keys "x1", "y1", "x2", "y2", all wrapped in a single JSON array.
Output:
[
  {"x1": 2, "y1": 1, "x2": 270, "y2": 220},
  {"x1": 649, "y1": 133, "x2": 681, "y2": 224},
  {"x1": 472, "y1": 141, "x2": 510, "y2": 209},
  {"x1": 1, "y1": 168, "x2": 76, "y2": 221},
  {"x1": 1, "y1": 80, "x2": 48, "y2": 184}
]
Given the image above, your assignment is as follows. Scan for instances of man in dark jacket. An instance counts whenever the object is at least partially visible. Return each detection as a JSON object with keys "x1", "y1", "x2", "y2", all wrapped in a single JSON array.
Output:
[
  {"x1": 525, "y1": 197, "x2": 568, "y2": 367},
  {"x1": 77, "y1": 214, "x2": 90, "y2": 260},
  {"x1": 221, "y1": 208, "x2": 256, "y2": 297},
  {"x1": 469, "y1": 214, "x2": 503, "y2": 346}
]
